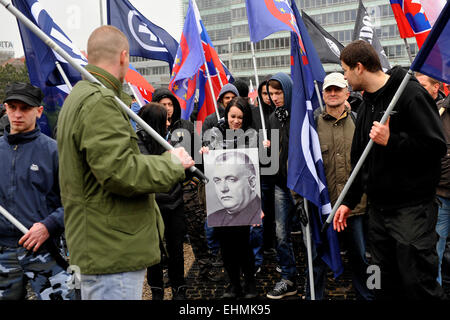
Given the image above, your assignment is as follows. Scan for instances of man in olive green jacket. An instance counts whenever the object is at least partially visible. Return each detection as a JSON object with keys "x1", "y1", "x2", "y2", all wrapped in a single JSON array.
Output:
[
  {"x1": 57, "y1": 26, "x2": 194, "y2": 300},
  {"x1": 308, "y1": 73, "x2": 372, "y2": 300}
]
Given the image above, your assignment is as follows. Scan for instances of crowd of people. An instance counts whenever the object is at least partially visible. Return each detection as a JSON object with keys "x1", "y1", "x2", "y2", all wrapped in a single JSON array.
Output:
[{"x1": 0, "y1": 25, "x2": 449, "y2": 301}]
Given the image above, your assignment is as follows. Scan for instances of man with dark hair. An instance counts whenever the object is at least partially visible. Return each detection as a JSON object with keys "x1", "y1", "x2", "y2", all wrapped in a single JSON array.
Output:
[
  {"x1": 334, "y1": 40, "x2": 447, "y2": 300},
  {"x1": 0, "y1": 82, "x2": 75, "y2": 300}
]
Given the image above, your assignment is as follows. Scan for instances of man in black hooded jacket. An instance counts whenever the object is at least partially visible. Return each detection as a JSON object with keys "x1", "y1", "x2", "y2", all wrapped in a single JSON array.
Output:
[{"x1": 334, "y1": 40, "x2": 447, "y2": 300}]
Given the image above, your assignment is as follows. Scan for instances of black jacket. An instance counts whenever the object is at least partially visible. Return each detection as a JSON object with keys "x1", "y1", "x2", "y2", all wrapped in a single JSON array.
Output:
[
  {"x1": 137, "y1": 138, "x2": 184, "y2": 211},
  {"x1": 266, "y1": 73, "x2": 293, "y2": 188},
  {"x1": 151, "y1": 88, "x2": 199, "y2": 157},
  {"x1": 343, "y1": 66, "x2": 446, "y2": 210}
]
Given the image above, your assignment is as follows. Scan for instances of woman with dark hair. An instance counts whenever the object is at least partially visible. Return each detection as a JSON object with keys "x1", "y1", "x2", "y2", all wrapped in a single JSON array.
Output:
[
  {"x1": 136, "y1": 102, "x2": 187, "y2": 300},
  {"x1": 201, "y1": 96, "x2": 260, "y2": 299},
  {"x1": 204, "y1": 96, "x2": 257, "y2": 151}
]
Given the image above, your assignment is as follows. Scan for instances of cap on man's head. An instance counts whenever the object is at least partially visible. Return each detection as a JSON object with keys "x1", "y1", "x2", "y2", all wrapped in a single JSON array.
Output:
[
  {"x1": 323, "y1": 73, "x2": 348, "y2": 90},
  {"x1": 3, "y1": 82, "x2": 44, "y2": 106}
]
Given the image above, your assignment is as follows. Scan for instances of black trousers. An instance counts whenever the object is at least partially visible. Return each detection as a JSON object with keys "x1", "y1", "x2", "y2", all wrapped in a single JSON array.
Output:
[
  {"x1": 215, "y1": 225, "x2": 255, "y2": 289},
  {"x1": 368, "y1": 200, "x2": 446, "y2": 300},
  {"x1": 183, "y1": 182, "x2": 213, "y2": 274},
  {"x1": 147, "y1": 203, "x2": 186, "y2": 289}
]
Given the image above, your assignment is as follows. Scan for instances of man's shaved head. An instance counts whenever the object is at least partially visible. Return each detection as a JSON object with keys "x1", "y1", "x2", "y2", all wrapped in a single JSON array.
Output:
[{"x1": 87, "y1": 25, "x2": 129, "y2": 65}]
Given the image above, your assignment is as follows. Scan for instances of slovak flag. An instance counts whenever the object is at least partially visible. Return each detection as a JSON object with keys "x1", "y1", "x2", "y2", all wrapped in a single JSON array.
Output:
[
  {"x1": 125, "y1": 64, "x2": 154, "y2": 102},
  {"x1": 411, "y1": 1, "x2": 450, "y2": 85},
  {"x1": 245, "y1": 0, "x2": 301, "y2": 43},
  {"x1": 193, "y1": 0, "x2": 231, "y2": 126},
  {"x1": 390, "y1": 0, "x2": 432, "y2": 48},
  {"x1": 168, "y1": 0, "x2": 204, "y2": 120},
  {"x1": 418, "y1": 0, "x2": 447, "y2": 27}
]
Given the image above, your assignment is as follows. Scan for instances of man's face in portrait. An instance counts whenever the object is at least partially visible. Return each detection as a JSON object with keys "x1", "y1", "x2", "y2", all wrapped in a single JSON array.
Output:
[{"x1": 212, "y1": 161, "x2": 256, "y2": 214}]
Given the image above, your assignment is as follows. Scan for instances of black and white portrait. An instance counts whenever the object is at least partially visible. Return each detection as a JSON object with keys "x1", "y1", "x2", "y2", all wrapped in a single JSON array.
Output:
[{"x1": 204, "y1": 148, "x2": 261, "y2": 227}]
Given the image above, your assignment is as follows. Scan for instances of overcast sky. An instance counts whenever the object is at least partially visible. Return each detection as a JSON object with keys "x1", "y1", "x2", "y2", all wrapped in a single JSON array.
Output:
[{"x1": 0, "y1": 0, "x2": 183, "y2": 58}]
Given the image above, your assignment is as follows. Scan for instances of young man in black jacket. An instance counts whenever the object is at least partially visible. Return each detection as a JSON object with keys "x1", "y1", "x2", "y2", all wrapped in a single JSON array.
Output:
[{"x1": 334, "y1": 40, "x2": 447, "y2": 300}]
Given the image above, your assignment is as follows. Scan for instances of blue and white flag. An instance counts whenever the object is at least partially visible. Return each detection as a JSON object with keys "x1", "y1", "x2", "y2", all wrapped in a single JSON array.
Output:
[
  {"x1": 107, "y1": 0, "x2": 179, "y2": 72},
  {"x1": 12, "y1": 0, "x2": 87, "y2": 136},
  {"x1": 288, "y1": 0, "x2": 343, "y2": 278}
]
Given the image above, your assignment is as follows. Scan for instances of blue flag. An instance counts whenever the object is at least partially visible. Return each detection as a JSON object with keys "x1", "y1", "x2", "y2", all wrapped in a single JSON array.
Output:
[
  {"x1": 12, "y1": 0, "x2": 87, "y2": 137},
  {"x1": 245, "y1": 0, "x2": 300, "y2": 43},
  {"x1": 288, "y1": 1, "x2": 343, "y2": 278},
  {"x1": 107, "y1": 0, "x2": 179, "y2": 72},
  {"x1": 410, "y1": 1, "x2": 450, "y2": 84}
]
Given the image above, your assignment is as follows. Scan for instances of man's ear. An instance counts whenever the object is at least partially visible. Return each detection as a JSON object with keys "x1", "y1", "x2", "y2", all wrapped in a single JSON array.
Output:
[
  {"x1": 248, "y1": 175, "x2": 257, "y2": 190},
  {"x1": 36, "y1": 106, "x2": 44, "y2": 119},
  {"x1": 119, "y1": 50, "x2": 128, "y2": 66},
  {"x1": 355, "y1": 62, "x2": 363, "y2": 75}
]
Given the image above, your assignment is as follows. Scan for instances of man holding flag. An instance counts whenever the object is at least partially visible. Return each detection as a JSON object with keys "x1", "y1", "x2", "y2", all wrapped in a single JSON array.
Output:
[
  {"x1": 334, "y1": 40, "x2": 446, "y2": 299},
  {"x1": 57, "y1": 25, "x2": 194, "y2": 300},
  {"x1": 245, "y1": 0, "x2": 343, "y2": 299}
]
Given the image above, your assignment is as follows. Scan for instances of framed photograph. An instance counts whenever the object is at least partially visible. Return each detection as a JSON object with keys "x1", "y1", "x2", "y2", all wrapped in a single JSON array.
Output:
[{"x1": 204, "y1": 148, "x2": 262, "y2": 227}]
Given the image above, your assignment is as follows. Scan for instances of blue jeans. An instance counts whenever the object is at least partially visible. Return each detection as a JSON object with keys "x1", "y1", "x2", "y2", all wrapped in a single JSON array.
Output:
[
  {"x1": 250, "y1": 226, "x2": 264, "y2": 269},
  {"x1": 205, "y1": 222, "x2": 220, "y2": 257},
  {"x1": 80, "y1": 269, "x2": 146, "y2": 300},
  {"x1": 303, "y1": 214, "x2": 373, "y2": 300},
  {"x1": 436, "y1": 196, "x2": 450, "y2": 285},
  {"x1": 274, "y1": 185, "x2": 297, "y2": 282}
]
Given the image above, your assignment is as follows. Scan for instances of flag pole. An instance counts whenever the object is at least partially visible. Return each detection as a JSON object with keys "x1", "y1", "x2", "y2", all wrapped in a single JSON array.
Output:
[
  {"x1": 0, "y1": 204, "x2": 28, "y2": 234},
  {"x1": 127, "y1": 82, "x2": 144, "y2": 108},
  {"x1": 321, "y1": 70, "x2": 413, "y2": 233},
  {"x1": 99, "y1": 0, "x2": 104, "y2": 26},
  {"x1": 0, "y1": 0, "x2": 208, "y2": 183},
  {"x1": 314, "y1": 80, "x2": 324, "y2": 112},
  {"x1": 304, "y1": 200, "x2": 316, "y2": 300},
  {"x1": 215, "y1": 67, "x2": 224, "y2": 88},
  {"x1": 250, "y1": 41, "x2": 268, "y2": 142},
  {"x1": 191, "y1": 0, "x2": 220, "y2": 122},
  {"x1": 55, "y1": 61, "x2": 73, "y2": 91},
  {"x1": 403, "y1": 38, "x2": 414, "y2": 64},
  {"x1": 203, "y1": 61, "x2": 221, "y2": 122}
]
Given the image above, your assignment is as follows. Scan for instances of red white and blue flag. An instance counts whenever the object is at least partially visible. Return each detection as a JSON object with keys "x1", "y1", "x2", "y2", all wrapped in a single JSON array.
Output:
[
  {"x1": 194, "y1": 0, "x2": 231, "y2": 128},
  {"x1": 168, "y1": 0, "x2": 204, "y2": 120},
  {"x1": 169, "y1": 0, "x2": 232, "y2": 125},
  {"x1": 411, "y1": 1, "x2": 450, "y2": 85},
  {"x1": 418, "y1": 0, "x2": 446, "y2": 27},
  {"x1": 287, "y1": 0, "x2": 343, "y2": 278},
  {"x1": 125, "y1": 64, "x2": 154, "y2": 103},
  {"x1": 245, "y1": 0, "x2": 301, "y2": 43},
  {"x1": 390, "y1": 0, "x2": 432, "y2": 48}
]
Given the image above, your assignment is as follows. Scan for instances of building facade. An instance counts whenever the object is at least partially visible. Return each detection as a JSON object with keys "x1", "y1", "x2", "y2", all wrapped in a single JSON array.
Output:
[
  {"x1": 141, "y1": 0, "x2": 418, "y2": 87},
  {"x1": 0, "y1": 41, "x2": 15, "y2": 64}
]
